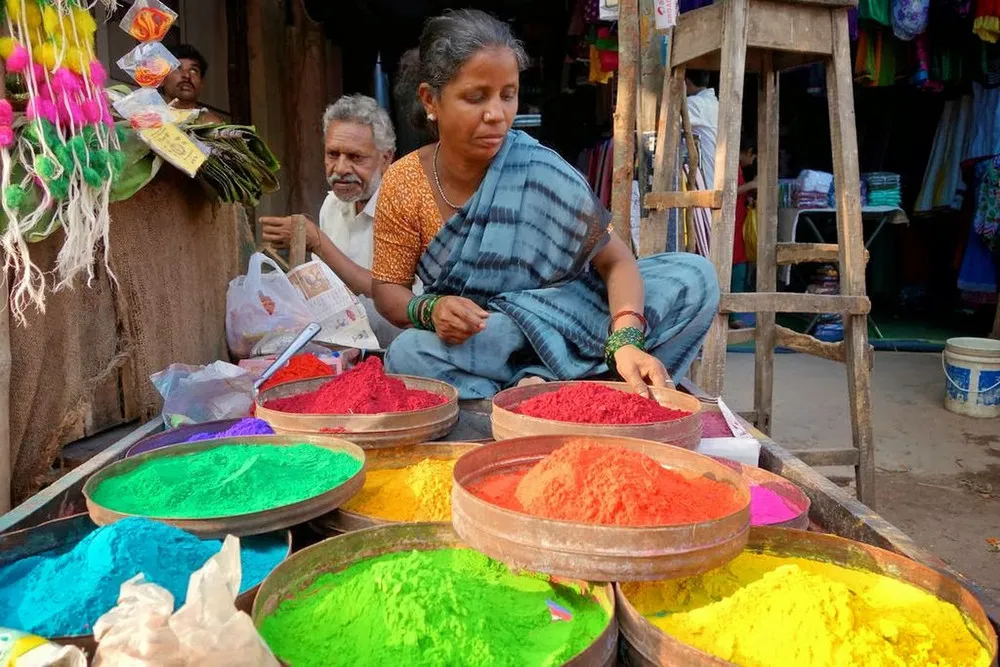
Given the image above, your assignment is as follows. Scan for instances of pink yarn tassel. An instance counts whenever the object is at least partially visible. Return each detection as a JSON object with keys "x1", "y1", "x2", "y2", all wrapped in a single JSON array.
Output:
[
  {"x1": 0, "y1": 126, "x2": 15, "y2": 149},
  {"x1": 0, "y1": 100, "x2": 13, "y2": 126},
  {"x1": 6, "y1": 44, "x2": 30, "y2": 73}
]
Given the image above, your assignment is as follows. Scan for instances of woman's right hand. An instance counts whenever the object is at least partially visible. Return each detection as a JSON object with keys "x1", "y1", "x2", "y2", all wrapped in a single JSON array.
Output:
[{"x1": 432, "y1": 296, "x2": 488, "y2": 345}]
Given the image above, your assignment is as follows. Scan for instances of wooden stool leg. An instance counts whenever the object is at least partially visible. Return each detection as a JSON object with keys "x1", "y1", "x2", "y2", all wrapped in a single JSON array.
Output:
[
  {"x1": 700, "y1": 0, "x2": 750, "y2": 396},
  {"x1": 826, "y1": 9, "x2": 876, "y2": 508},
  {"x1": 642, "y1": 65, "x2": 686, "y2": 257},
  {"x1": 753, "y1": 54, "x2": 779, "y2": 435}
]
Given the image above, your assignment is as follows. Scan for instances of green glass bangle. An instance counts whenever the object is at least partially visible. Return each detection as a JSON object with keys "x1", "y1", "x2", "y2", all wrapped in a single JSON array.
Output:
[{"x1": 604, "y1": 326, "x2": 647, "y2": 372}]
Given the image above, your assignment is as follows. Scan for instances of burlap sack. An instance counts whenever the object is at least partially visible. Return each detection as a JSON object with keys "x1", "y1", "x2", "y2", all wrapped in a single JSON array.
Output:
[{"x1": 8, "y1": 167, "x2": 245, "y2": 503}]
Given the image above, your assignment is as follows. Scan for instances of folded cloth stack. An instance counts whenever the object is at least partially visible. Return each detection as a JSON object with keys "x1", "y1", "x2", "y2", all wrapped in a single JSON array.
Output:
[
  {"x1": 793, "y1": 170, "x2": 834, "y2": 208},
  {"x1": 863, "y1": 172, "x2": 902, "y2": 207},
  {"x1": 827, "y1": 178, "x2": 868, "y2": 208},
  {"x1": 778, "y1": 179, "x2": 797, "y2": 208}
]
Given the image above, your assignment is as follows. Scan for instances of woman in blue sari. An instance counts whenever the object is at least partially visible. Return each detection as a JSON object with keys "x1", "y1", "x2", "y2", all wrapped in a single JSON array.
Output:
[{"x1": 371, "y1": 9, "x2": 720, "y2": 400}]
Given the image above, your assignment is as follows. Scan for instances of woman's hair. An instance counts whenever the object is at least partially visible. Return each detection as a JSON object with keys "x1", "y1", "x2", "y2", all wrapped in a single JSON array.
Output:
[{"x1": 396, "y1": 9, "x2": 529, "y2": 133}]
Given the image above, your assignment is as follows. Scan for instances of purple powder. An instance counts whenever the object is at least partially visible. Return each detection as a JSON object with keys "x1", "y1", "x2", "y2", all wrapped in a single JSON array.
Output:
[{"x1": 185, "y1": 418, "x2": 275, "y2": 443}]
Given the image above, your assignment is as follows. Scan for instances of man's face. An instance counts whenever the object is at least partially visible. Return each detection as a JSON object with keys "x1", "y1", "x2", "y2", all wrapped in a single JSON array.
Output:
[
  {"x1": 163, "y1": 58, "x2": 204, "y2": 105},
  {"x1": 324, "y1": 120, "x2": 392, "y2": 203}
]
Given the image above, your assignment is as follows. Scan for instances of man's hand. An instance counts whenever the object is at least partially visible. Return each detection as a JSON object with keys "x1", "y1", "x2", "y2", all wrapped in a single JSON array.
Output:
[
  {"x1": 260, "y1": 216, "x2": 320, "y2": 253},
  {"x1": 431, "y1": 296, "x2": 489, "y2": 345}
]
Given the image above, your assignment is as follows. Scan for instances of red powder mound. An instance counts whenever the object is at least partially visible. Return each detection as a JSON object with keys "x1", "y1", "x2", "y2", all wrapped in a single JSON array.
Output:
[
  {"x1": 260, "y1": 353, "x2": 334, "y2": 392},
  {"x1": 512, "y1": 383, "x2": 690, "y2": 425},
  {"x1": 471, "y1": 440, "x2": 739, "y2": 526},
  {"x1": 264, "y1": 357, "x2": 446, "y2": 415}
]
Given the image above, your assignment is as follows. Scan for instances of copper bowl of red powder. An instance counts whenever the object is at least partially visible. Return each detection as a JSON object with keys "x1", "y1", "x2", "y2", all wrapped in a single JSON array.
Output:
[
  {"x1": 451, "y1": 434, "x2": 750, "y2": 582},
  {"x1": 492, "y1": 382, "x2": 703, "y2": 449},
  {"x1": 256, "y1": 358, "x2": 459, "y2": 449}
]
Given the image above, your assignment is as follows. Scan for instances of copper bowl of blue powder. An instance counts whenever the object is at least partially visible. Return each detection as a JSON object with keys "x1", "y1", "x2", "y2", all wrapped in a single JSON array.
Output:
[{"x1": 0, "y1": 513, "x2": 291, "y2": 652}]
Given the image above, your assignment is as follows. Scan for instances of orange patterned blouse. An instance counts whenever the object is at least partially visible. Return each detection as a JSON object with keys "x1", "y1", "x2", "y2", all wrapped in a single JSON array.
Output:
[{"x1": 372, "y1": 151, "x2": 445, "y2": 286}]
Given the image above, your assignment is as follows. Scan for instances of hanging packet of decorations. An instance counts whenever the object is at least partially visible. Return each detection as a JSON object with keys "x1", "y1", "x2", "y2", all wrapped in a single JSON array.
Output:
[
  {"x1": 120, "y1": 0, "x2": 177, "y2": 42},
  {"x1": 0, "y1": 0, "x2": 125, "y2": 323},
  {"x1": 117, "y1": 41, "x2": 179, "y2": 88}
]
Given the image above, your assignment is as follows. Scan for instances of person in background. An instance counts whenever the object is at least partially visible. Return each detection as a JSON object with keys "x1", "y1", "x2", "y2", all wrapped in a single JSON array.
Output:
[
  {"x1": 260, "y1": 94, "x2": 405, "y2": 346},
  {"x1": 684, "y1": 70, "x2": 718, "y2": 186},
  {"x1": 371, "y1": 10, "x2": 719, "y2": 399},
  {"x1": 161, "y1": 44, "x2": 223, "y2": 124},
  {"x1": 731, "y1": 139, "x2": 758, "y2": 328}
]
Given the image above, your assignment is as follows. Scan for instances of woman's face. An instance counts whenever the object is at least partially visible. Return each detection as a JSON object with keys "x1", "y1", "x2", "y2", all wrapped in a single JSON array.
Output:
[{"x1": 422, "y1": 47, "x2": 519, "y2": 162}]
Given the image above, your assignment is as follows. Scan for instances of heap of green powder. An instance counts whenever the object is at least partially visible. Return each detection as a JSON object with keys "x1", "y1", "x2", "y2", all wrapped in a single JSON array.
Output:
[
  {"x1": 259, "y1": 548, "x2": 609, "y2": 666},
  {"x1": 91, "y1": 444, "x2": 362, "y2": 518}
]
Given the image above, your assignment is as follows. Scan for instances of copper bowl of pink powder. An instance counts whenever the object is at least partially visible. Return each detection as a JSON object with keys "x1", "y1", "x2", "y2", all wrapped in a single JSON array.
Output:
[{"x1": 711, "y1": 459, "x2": 810, "y2": 529}]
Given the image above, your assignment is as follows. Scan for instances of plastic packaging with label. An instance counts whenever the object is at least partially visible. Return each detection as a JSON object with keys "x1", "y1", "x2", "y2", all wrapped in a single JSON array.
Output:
[
  {"x1": 0, "y1": 629, "x2": 85, "y2": 667},
  {"x1": 120, "y1": 0, "x2": 178, "y2": 42},
  {"x1": 116, "y1": 42, "x2": 179, "y2": 88}
]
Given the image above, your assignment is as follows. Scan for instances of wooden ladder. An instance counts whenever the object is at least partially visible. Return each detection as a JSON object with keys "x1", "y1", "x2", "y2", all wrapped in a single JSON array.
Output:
[{"x1": 641, "y1": 0, "x2": 876, "y2": 506}]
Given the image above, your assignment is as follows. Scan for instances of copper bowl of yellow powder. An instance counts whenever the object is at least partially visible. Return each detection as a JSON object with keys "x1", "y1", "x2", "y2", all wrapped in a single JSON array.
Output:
[
  {"x1": 311, "y1": 443, "x2": 480, "y2": 535},
  {"x1": 616, "y1": 526, "x2": 998, "y2": 667}
]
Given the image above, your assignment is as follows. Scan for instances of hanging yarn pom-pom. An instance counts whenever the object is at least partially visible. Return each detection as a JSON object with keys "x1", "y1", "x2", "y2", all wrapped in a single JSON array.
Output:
[
  {"x1": 0, "y1": 126, "x2": 14, "y2": 149},
  {"x1": 35, "y1": 42, "x2": 57, "y2": 71},
  {"x1": 81, "y1": 99, "x2": 101, "y2": 124},
  {"x1": 6, "y1": 43, "x2": 29, "y2": 73},
  {"x1": 89, "y1": 60, "x2": 108, "y2": 87},
  {"x1": 114, "y1": 126, "x2": 127, "y2": 144},
  {"x1": 48, "y1": 175, "x2": 70, "y2": 200},
  {"x1": 6, "y1": 0, "x2": 23, "y2": 23},
  {"x1": 54, "y1": 143, "x2": 74, "y2": 173},
  {"x1": 4, "y1": 184, "x2": 28, "y2": 212},
  {"x1": 0, "y1": 99, "x2": 13, "y2": 126},
  {"x1": 51, "y1": 68, "x2": 82, "y2": 95},
  {"x1": 39, "y1": 99, "x2": 58, "y2": 124},
  {"x1": 68, "y1": 101, "x2": 86, "y2": 127},
  {"x1": 32, "y1": 62, "x2": 46, "y2": 81},
  {"x1": 23, "y1": 2, "x2": 42, "y2": 29},
  {"x1": 82, "y1": 165, "x2": 104, "y2": 189},
  {"x1": 109, "y1": 150, "x2": 125, "y2": 175},
  {"x1": 67, "y1": 135, "x2": 88, "y2": 161},
  {"x1": 64, "y1": 47, "x2": 88, "y2": 75},
  {"x1": 0, "y1": 37, "x2": 16, "y2": 60},
  {"x1": 34, "y1": 154, "x2": 58, "y2": 181},
  {"x1": 73, "y1": 7, "x2": 98, "y2": 35},
  {"x1": 42, "y1": 5, "x2": 61, "y2": 36}
]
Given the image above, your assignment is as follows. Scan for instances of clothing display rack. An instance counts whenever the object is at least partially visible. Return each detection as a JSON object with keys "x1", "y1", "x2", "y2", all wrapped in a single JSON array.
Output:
[{"x1": 634, "y1": 0, "x2": 877, "y2": 506}]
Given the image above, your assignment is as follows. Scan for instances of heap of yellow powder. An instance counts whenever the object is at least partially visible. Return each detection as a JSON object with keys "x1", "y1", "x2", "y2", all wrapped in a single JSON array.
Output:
[
  {"x1": 342, "y1": 458, "x2": 455, "y2": 522},
  {"x1": 622, "y1": 552, "x2": 992, "y2": 667}
]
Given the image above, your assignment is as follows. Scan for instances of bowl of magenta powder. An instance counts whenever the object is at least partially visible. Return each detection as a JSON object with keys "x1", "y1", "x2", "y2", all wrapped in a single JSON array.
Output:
[
  {"x1": 252, "y1": 522, "x2": 618, "y2": 667},
  {"x1": 492, "y1": 381, "x2": 703, "y2": 449},
  {"x1": 711, "y1": 459, "x2": 811, "y2": 529},
  {"x1": 0, "y1": 515, "x2": 289, "y2": 643},
  {"x1": 451, "y1": 435, "x2": 751, "y2": 582},
  {"x1": 256, "y1": 357, "x2": 460, "y2": 448},
  {"x1": 84, "y1": 435, "x2": 366, "y2": 538}
]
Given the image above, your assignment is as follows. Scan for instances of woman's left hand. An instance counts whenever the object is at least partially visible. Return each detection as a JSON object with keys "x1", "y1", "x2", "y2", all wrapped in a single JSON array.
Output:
[{"x1": 613, "y1": 345, "x2": 672, "y2": 395}]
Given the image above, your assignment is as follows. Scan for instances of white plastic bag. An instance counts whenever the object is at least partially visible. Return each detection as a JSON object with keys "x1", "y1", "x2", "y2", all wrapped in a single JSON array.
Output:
[
  {"x1": 92, "y1": 537, "x2": 279, "y2": 667},
  {"x1": 151, "y1": 361, "x2": 255, "y2": 428},
  {"x1": 0, "y1": 629, "x2": 86, "y2": 667},
  {"x1": 226, "y1": 253, "x2": 314, "y2": 359}
]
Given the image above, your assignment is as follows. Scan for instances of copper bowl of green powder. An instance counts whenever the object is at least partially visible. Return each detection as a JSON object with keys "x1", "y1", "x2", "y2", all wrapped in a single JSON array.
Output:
[
  {"x1": 83, "y1": 435, "x2": 367, "y2": 538},
  {"x1": 252, "y1": 522, "x2": 618, "y2": 666}
]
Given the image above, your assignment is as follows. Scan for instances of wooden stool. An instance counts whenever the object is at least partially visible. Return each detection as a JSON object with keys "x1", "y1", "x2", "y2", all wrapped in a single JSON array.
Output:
[{"x1": 643, "y1": 0, "x2": 876, "y2": 506}]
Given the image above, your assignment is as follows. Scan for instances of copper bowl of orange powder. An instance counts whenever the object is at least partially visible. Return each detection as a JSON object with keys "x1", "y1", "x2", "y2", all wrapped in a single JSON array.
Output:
[
  {"x1": 492, "y1": 381, "x2": 703, "y2": 449},
  {"x1": 451, "y1": 434, "x2": 750, "y2": 582}
]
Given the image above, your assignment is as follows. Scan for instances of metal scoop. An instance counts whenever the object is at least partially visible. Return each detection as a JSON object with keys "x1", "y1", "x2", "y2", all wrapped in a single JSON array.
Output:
[{"x1": 253, "y1": 322, "x2": 323, "y2": 392}]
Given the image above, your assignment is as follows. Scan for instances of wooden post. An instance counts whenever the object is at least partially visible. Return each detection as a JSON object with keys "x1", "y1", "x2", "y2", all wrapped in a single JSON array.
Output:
[
  {"x1": 754, "y1": 54, "x2": 779, "y2": 436},
  {"x1": 636, "y1": 4, "x2": 665, "y2": 203},
  {"x1": 699, "y1": 0, "x2": 750, "y2": 396},
  {"x1": 679, "y1": 93, "x2": 700, "y2": 253},
  {"x1": 640, "y1": 64, "x2": 684, "y2": 257},
  {"x1": 826, "y1": 8, "x2": 876, "y2": 508},
  {"x1": 611, "y1": 0, "x2": 639, "y2": 250}
]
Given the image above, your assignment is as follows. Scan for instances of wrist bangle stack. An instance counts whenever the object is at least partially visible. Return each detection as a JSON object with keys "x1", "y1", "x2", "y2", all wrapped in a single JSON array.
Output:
[
  {"x1": 604, "y1": 326, "x2": 647, "y2": 373},
  {"x1": 407, "y1": 294, "x2": 441, "y2": 331}
]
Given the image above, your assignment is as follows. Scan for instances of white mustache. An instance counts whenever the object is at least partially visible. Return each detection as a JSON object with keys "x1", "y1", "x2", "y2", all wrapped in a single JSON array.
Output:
[{"x1": 328, "y1": 173, "x2": 362, "y2": 186}]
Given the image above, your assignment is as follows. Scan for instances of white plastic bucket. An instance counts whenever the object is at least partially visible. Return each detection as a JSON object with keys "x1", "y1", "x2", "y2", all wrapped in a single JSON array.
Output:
[{"x1": 943, "y1": 337, "x2": 1000, "y2": 418}]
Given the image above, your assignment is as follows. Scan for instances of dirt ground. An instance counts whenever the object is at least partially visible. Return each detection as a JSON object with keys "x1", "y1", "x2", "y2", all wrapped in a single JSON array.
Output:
[{"x1": 724, "y1": 351, "x2": 1000, "y2": 595}]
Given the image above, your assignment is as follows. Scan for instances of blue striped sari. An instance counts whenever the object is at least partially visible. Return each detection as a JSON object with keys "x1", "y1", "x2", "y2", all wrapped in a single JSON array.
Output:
[{"x1": 385, "y1": 130, "x2": 719, "y2": 398}]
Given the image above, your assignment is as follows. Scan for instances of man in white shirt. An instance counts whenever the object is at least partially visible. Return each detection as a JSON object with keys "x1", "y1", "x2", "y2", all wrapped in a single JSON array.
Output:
[
  {"x1": 684, "y1": 71, "x2": 719, "y2": 187},
  {"x1": 260, "y1": 94, "x2": 404, "y2": 346}
]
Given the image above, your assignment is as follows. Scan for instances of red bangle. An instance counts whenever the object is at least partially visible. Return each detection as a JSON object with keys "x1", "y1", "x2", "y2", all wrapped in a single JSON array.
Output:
[{"x1": 609, "y1": 310, "x2": 648, "y2": 334}]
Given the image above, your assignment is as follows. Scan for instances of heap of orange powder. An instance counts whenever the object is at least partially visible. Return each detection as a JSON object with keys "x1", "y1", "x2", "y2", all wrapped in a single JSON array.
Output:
[{"x1": 467, "y1": 440, "x2": 741, "y2": 526}]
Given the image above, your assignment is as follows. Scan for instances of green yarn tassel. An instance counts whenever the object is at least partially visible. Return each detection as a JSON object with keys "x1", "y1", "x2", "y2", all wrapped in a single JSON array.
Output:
[
  {"x1": 4, "y1": 184, "x2": 27, "y2": 211},
  {"x1": 48, "y1": 175, "x2": 69, "y2": 200},
  {"x1": 34, "y1": 155, "x2": 58, "y2": 181},
  {"x1": 82, "y1": 165, "x2": 103, "y2": 189}
]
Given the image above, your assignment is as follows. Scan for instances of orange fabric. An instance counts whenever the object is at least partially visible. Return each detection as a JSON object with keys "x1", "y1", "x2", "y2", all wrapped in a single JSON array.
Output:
[{"x1": 372, "y1": 151, "x2": 445, "y2": 286}]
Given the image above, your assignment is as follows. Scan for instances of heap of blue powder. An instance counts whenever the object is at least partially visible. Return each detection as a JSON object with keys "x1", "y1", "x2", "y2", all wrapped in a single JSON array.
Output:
[
  {"x1": 0, "y1": 517, "x2": 287, "y2": 638},
  {"x1": 185, "y1": 417, "x2": 275, "y2": 443}
]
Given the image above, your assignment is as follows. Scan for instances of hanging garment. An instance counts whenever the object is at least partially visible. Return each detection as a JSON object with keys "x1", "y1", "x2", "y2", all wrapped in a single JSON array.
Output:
[
  {"x1": 965, "y1": 82, "x2": 1000, "y2": 163},
  {"x1": 916, "y1": 95, "x2": 974, "y2": 212},
  {"x1": 972, "y1": 156, "x2": 1000, "y2": 252},
  {"x1": 860, "y1": 0, "x2": 892, "y2": 25},
  {"x1": 957, "y1": 221, "x2": 998, "y2": 295},
  {"x1": 910, "y1": 34, "x2": 944, "y2": 90},
  {"x1": 584, "y1": 0, "x2": 600, "y2": 23},
  {"x1": 892, "y1": 0, "x2": 930, "y2": 40},
  {"x1": 974, "y1": 0, "x2": 1000, "y2": 42},
  {"x1": 855, "y1": 27, "x2": 896, "y2": 85}
]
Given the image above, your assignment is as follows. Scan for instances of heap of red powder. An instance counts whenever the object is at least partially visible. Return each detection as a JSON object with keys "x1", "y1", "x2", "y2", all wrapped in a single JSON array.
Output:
[
  {"x1": 264, "y1": 357, "x2": 446, "y2": 415},
  {"x1": 259, "y1": 353, "x2": 334, "y2": 392},
  {"x1": 467, "y1": 440, "x2": 739, "y2": 526},
  {"x1": 512, "y1": 383, "x2": 690, "y2": 424}
]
